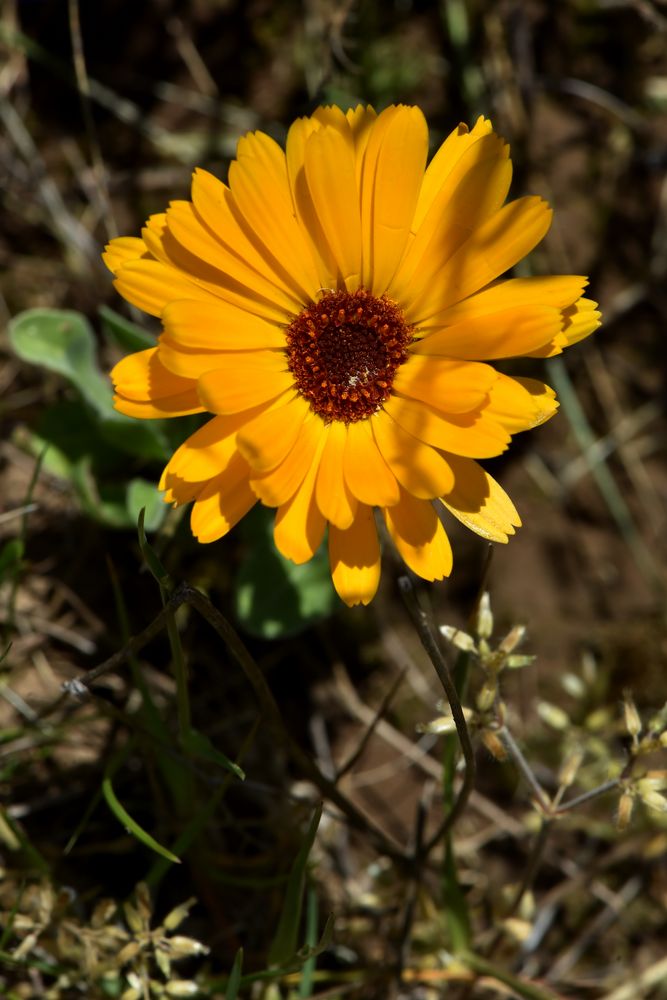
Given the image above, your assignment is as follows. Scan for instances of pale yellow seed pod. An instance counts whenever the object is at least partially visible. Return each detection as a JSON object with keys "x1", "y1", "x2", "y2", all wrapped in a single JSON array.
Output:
[
  {"x1": 558, "y1": 748, "x2": 584, "y2": 789},
  {"x1": 165, "y1": 981, "x2": 201, "y2": 997},
  {"x1": 639, "y1": 787, "x2": 667, "y2": 814},
  {"x1": 481, "y1": 729, "x2": 507, "y2": 761},
  {"x1": 439, "y1": 625, "x2": 476, "y2": 652},
  {"x1": 156, "y1": 946, "x2": 172, "y2": 978},
  {"x1": 168, "y1": 936, "x2": 210, "y2": 959},
  {"x1": 164, "y1": 898, "x2": 196, "y2": 931},
  {"x1": 499, "y1": 625, "x2": 526, "y2": 655},
  {"x1": 617, "y1": 791, "x2": 634, "y2": 830},
  {"x1": 477, "y1": 682, "x2": 497, "y2": 713},
  {"x1": 537, "y1": 701, "x2": 569, "y2": 730},
  {"x1": 623, "y1": 694, "x2": 642, "y2": 740},
  {"x1": 503, "y1": 917, "x2": 532, "y2": 943},
  {"x1": 117, "y1": 941, "x2": 142, "y2": 966},
  {"x1": 476, "y1": 592, "x2": 494, "y2": 639}
]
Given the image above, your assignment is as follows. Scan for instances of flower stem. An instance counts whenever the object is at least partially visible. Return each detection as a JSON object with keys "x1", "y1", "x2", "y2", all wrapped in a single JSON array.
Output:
[{"x1": 399, "y1": 577, "x2": 476, "y2": 846}]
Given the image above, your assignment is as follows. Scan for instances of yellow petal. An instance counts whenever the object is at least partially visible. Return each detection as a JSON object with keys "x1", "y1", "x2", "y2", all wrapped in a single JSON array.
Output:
[
  {"x1": 561, "y1": 297, "x2": 601, "y2": 347},
  {"x1": 161, "y1": 298, "x2": 287, "y2": 353},
  {"x1": 190, "y1": 167, "x2": 308, "y2": 309},
  {"x1": 329, "y1": 504, "x2": 381, "y2": 606},
  {"x1": 196, "y1": 356, "x2": 294, "y2": 414},
  {"x1": 423, "y1": 275, "x2": 589, "y2": 330},
  {"x1": 360, "y1": 105, "x2": 428, "y2": 293},
  {"x1": 404, "y1": 196, "x2": 553, "y2": 324},
  {"x1": 250, "y1": 410, "x2": 323, "y2": 506},
  {"x1": 345, "y1": 105, "x2": 378, "y2": 192},
  {"x1": 303, "y1": 125, "x2": 362, "y2": 290},
  {"x1": 113, "y1": 393, "x2": 202, "y2": 420},
  {"x1": 343, "y1": 419, "x2": 399, "y2": 506},
  {"x1": 160, "y1": 408, "x2": 270, "y2": 503},
  {"x1": 315, "y1": 422, "x2": 358, "y2": 529},
  {"x1": 158, "y1": 335, "x2": 286, "y2": 380},
  {"x1": 371, "y1": 410, "x2": 454, "y2": 498},
  {"x1": 383, "y1": 490, "x2": 452, "y2": 581},
  {"x1": 141, "y1": 206, "x2": 272, "y2": 328},
  {"x1": 273, "y1": 433, "x2": 327, "y2": 563},
  {"x1": 412, "y1": 304, "x2": 565, "y2": 361},
  {"x1": 229, "y1": 131, "x2": 322, "y2": 301},
  {"x1": 393, "y1": 358, "x2": 497, "y2": 413},
  {"x1": 440, "y1": 455, "x2": 520, "y2": 542},
  {"x1": 111, "y1": 347, "x2": 203, "y2": 418},
  {"x1": 384, "y1": 394, "x2": 510, "y2": 458},
  {"x1": 345, "y1": 104, "x2": 378, "y2": 147},
  {"x1": 413, "y1": 116, "x2": 494, "y2": 232},
  {"x1": 311, "y1": 105, "x2": 350, "y2": 131},
  {"x1": 141, "y1": 212, "x2": 171, "y2": 264},
  {"x1": 165, "y1": 199, "x2": 300, "y2": 319},
  {"x1": 103, "y1": 236, "x2": 149, "y2": 275},
  {"x1": 113, "y1": 260, "x2": 214, "y2": 318},
  {"x1": 285, "y1": 116, "x2": 337, "y2": 290},
  {"x1": 236, "y1": 392, "x2": 309, "y2": 472},
  {"x1": 190, "y1": 453, "x2": 256, "y2": 543},
  {"x1": 530, "y1": 295, "x2": 601, "y2": 357},
  {"x1": 390, "y1": 132, "x2": 511, "y2": 305},
  {"x1": 484, "y1": 373, "x2": 558, "y2": 433}
]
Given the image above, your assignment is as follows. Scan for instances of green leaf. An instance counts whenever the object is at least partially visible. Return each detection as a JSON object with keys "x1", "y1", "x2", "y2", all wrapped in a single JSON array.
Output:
[
  {"x1": 126, "y1": 480, "x2": 166, "y2": 532},
  {"x1": 235, "y1": 512, "x2": 337, "y2": 638},
  {"x1": 225, "y1": 948, "x2": 243, "y2": 1000},
  {"x1": 102, "y1": 775, "x2": 180, "y2": 864},
  {"x1": 9, "y1": 309, "x2": 171, "y2": 463},
  {"x1": 268, "y1": 805, "x2": 322, "y2": 967},
  {"x1": 181, "y1": 728, "x2": 245, "y2": 780},
  {"x1": 0, "y1": 540, "x2": 24, "y2": 583},
  {"x1": 98, "y1": 414, "x2": 171, "y2": 463},
  {"x1": 99, "y1": 305, "x2": 156, "y2": 353},
  {"x1": 137, "y1": 507, "x2": 172, "y2": 588},
  {"x1": 70, "y1": 460, "x2": 134, "y2": 527},
  {"x1": 9, "y1": 309, "x2": 111, "y2": 416}
]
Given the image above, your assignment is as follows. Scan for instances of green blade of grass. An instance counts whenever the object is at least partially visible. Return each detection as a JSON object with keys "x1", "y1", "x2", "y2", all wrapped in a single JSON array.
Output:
[
  {"x1": 298, "y1": 883, "x2": 319, "y2": 998},
  {"x1": 268, "y1": 804, "x2": 322, "y2": 967},
  {"x1": 181, "y1": 727, "x2": 245, "y2": 780},
  {"x1": 102, "y1": 774, "x2": 180, "y2": 865},
  {"x1": 225, "y1": 948, "x2": 243, "y2": 1000}
]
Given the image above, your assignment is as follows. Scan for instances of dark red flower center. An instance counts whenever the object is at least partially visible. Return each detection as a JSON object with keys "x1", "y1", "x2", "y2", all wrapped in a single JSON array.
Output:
[{"x1": 285, "y1": 289, "x2": 413, "y2": 423}]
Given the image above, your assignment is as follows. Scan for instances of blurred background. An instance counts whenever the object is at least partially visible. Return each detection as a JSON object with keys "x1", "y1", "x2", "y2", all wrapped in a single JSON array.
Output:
[{"x1": 1, "y1": 1, "x2": 667, "y2": 998}]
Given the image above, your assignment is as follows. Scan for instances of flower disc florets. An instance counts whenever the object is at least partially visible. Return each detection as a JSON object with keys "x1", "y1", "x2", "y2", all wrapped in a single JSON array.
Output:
[{"x1": 285, "y1": 288, "x2": 413, "y2": 423}]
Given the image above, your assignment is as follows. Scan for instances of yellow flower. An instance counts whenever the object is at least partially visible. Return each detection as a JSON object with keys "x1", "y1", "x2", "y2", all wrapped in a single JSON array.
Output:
[{"x1": 104, "y1": 105, "x2": 600, "y2": 607}]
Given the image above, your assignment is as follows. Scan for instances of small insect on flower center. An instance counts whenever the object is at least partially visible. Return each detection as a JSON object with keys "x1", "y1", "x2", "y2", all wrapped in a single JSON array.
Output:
[{"x1": 285, "y1": 289, "x2": 413, "y2": 423}]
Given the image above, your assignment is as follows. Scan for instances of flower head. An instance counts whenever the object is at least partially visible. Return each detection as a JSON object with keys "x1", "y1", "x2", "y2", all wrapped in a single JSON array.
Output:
[{"x1": 104, "y1": 105, "x2": 600, "y2": 606}]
